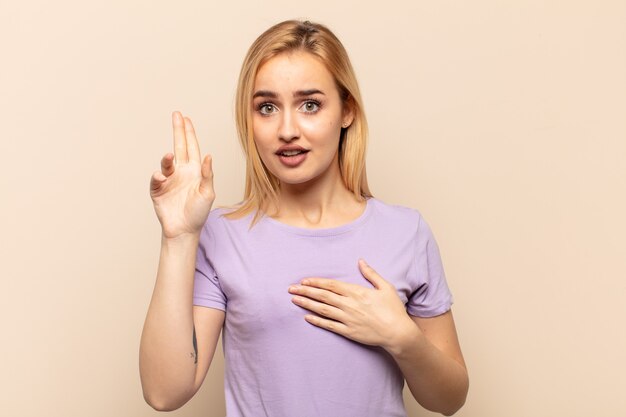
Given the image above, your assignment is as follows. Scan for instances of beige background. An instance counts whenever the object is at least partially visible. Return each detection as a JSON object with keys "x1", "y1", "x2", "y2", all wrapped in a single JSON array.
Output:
[{"x1": 1, "y1": 1, "x2": 625, "y2": 416}]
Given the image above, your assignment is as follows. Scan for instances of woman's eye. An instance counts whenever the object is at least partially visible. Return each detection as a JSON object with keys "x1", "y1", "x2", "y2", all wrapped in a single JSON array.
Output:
[
  {"x1": 258, "y1": 104, "x2": 276, "y2": 115},
  {"x1": 300, "y1": 101, "x2": 320, "y2": 113}
]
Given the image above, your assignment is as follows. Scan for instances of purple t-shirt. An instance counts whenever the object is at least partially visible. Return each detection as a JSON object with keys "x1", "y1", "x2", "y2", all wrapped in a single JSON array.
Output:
[{"x1": 193, "y1": 197, "x2": 453, "y2": 417}]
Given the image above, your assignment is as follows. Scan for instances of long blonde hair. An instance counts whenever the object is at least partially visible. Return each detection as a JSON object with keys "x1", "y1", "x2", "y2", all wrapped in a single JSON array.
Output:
[{"x1": 222, "y1": 19, "x2": 372, "y2": 227}]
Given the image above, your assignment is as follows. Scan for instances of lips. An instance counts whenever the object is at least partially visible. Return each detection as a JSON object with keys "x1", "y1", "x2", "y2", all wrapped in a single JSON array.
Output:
[
  {"x1": 278, "y1": 150, "x2": 308, "y2": 157},
  {"x1": 275, "y1": 145, "x2": 309, "y2": 156},
  {"x1": 273, "y1": 144, "x2": 310, "y2": 168}
]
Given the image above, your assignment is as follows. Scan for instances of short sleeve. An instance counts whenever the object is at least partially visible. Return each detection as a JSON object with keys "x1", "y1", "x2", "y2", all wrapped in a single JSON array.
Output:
[
  {"x1": 193, "y1": 219, "x2": 227, "y2": 311},
  {"x1": 406, "y1": 214, "x2": 454, "y2": 317}
]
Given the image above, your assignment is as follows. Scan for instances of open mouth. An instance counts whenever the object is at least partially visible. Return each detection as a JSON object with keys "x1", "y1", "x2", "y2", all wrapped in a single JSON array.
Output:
[
  {"x1": 277, "y1": 150, "x2": 309, "y2": 157},
  {"x1": 276, "y1": 150, "x2": 309, "y2": 167}
]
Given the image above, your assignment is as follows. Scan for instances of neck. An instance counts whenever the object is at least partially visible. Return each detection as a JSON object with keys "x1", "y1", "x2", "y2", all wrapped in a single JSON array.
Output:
[{"x1": 268, "y1": 155, "x2": 362, "y2": 227}]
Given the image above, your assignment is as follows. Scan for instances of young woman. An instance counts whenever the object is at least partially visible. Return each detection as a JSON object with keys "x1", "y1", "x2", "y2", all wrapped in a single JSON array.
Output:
[{"x1": 140, "y1": 20, "x2": 469, "y2": 417}]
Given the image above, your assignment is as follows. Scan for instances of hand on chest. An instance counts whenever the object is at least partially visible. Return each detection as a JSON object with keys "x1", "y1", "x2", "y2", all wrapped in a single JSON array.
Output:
[{"x1": 216, "y1": 244, "x2": 414, "y2": 339}]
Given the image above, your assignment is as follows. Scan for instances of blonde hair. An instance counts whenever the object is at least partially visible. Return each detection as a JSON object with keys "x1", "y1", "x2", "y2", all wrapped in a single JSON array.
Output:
[{"x1": 221, "y1": 19, "x2": 372, "y2": 227}]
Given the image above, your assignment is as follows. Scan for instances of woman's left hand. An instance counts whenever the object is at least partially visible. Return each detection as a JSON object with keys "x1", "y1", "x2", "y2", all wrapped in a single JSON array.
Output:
[{"x1": 288, "y1": 259, "x2": 419, "y2": 351}]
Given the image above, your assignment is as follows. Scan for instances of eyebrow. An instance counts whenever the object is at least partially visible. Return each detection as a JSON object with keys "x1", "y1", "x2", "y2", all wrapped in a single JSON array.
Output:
[{"x1": 252, "y1": 89, "x2": 325, "y2": 99}]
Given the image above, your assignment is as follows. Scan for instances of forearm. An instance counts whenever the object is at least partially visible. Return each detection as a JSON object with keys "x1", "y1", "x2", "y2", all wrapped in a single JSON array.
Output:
[
  {"x1": 139, "y1": 233, "x2": 200, "y2": 410},
  {"x1": 387, "y1": 325, "x2": 469, "y2": 416}
]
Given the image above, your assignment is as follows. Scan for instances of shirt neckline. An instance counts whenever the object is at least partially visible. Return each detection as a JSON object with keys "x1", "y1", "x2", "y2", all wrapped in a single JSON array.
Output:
[{"x1": 260, "y1": 197, "x2": 375, "y2": 237}]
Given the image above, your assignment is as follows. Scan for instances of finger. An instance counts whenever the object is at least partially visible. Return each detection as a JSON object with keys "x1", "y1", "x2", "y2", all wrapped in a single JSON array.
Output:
[
  {"x1": 289, "y1": 284, "x2": 344, "y2": 307},
  {"x1": 160, "y1": 152, "x2": 175, "y2": 177},
  {"x1": 172, "y1": 111, "x2": 188, "y2": 164},
  {"x1": 184, "y1": 117, "x2": 201, "y2": 163},
  {"x1": 304, "y1": 314, "x2": 350, "y2": 337},
  {"x1": 150, "y1": 170, "x2": 167, "y2": 192},
  {"x1": 199, "y1": 154, "x2": 215, "y2": 200},
  {"x1": 300, "y1": 278, "x2": 357, "y2": 296},
  {"x1": 358, "y1": 259, "x2": 386, "y2": 289},
  {"x1": 291, "y1": 295, "x2": 347, "y2": 322}
]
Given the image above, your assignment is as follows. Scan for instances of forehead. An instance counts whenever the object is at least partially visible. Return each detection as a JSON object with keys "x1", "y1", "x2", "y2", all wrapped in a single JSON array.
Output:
[{"x1": 254, "y1": 51, "x2": 336, "y2": 94}]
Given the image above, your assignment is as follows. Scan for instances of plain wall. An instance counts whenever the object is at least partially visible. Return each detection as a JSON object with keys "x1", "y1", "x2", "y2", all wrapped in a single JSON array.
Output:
[{"x1": 1, "y1": 1, "x2": 625, "y2": 416}]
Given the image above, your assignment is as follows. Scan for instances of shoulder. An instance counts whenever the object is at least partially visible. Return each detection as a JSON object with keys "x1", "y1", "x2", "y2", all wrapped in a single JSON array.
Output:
[
  {"x1": 207, "y1": 206, "x2": 232, "y2": 223},
  {"x1": 369, "y1": 198, "x2": 425, "y2": 227},
  {"x1": 368, "y1": 198, "x2": 437, "y2": 242},
  {"x1": 201, "y1": 203, "x2": 259, "y2": 236}
]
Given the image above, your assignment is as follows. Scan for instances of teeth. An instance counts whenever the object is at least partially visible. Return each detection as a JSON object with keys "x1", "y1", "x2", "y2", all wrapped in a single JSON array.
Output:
[{"x1": 281, "y1": 150, "x2": 303, "y2": 156}]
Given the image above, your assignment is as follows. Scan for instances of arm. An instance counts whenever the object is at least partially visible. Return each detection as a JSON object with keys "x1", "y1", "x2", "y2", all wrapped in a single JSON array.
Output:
[
  {"x1": 140, "y1": 111, "x2": 222, "y2": 410},
  {"x1": 139, "y1": 234, "x2": 225, "y2": 411},
  {"x1": 288, "y1": 259, "x2": 468, "y2": 416},
  {"x1": 387, "y1": 310, "x2": 468, "y2": 416}
]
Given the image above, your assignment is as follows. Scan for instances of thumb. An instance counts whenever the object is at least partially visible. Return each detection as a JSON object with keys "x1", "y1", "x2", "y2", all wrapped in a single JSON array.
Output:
[
  {"x1": 150, "y1": 170, "x2": 167, "y2": 193},
  {"x1": 358, "y1": 259, "x2": 386, "y2": 289},
  {"x1": 198, "y1": 154, "x2": 215, "y2": 200}
]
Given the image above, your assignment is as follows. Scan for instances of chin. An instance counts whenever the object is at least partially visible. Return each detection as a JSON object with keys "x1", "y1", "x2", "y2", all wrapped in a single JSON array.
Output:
[
  {"x1": 269, "y1": 168, "x2": 324, "y2": 186},
  {"x1": 275, "y1": 174, "x2": 316, "y2": 185}
]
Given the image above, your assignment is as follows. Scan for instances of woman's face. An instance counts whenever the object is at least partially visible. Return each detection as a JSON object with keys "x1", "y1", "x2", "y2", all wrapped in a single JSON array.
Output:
[{"x1": 251, "y1": 51, "x2": 353, "y2": 187}]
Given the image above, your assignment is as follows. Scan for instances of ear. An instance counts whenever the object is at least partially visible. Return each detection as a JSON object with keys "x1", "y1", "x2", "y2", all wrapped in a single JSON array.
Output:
[{"x1": 342, "y1": 96, "x2": 355, "y2": 128}]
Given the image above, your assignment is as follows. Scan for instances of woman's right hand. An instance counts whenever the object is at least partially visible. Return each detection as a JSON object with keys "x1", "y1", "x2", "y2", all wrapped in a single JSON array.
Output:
[{"x1": 150, "y1": 111, "x2": 215, "y2": 239}]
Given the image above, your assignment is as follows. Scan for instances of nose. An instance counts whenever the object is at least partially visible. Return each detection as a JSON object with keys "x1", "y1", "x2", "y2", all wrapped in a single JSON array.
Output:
[{"x1": 277, "y1": 109, "x2": 300, "y2": 142}]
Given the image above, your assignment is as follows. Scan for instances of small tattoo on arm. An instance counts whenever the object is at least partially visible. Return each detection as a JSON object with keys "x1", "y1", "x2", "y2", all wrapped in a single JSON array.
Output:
[{"x1": 191, "y1": 326, "x2": 198, "y2": 364}]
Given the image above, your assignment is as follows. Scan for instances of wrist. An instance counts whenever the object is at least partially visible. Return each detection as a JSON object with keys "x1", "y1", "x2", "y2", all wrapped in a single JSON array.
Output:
[
  {"x1": 161, "y1": 232, "x2": 200, "y2": 248},
  {"x1": 383, "y1": 318, "x2": 427, "y2": 359}
]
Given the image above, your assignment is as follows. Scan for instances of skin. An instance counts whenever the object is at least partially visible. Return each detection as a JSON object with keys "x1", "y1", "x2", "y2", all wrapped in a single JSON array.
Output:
[
  {"x1": 288, "y1": 262, "x2": 469, "y2": 415},
  {"x1": 251, "y1": 51, "x2": 362, "y2": 227},
  {"x1": 140, "y1": 50, "x2": 468, "y2": 414},
  {"x1": 254, "y1": 51, "x2": 469, "y2": 414},
  {"x1": 141, "y1": 111, "x2": 223, "y2": 411}
]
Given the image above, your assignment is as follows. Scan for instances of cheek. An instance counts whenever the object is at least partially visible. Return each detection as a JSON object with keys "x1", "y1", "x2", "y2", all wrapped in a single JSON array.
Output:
[
  {"x1": 299, "y1": 117, "x2": 341, "y2": 144},
  {"x1": 252, "y1": 120, "x2": 275, "y2": 148}
]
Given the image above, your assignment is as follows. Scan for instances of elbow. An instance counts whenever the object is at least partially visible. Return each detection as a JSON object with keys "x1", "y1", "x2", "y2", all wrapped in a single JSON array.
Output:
[
  {"x1": 143, "y1": 390, "x2": 192, "y2": 412},
  {"x1": 439, "y1": 396, "x2": 467, "y2": 416},
  {"x1": 144, "y1": 394, "x2": 179, "y2": 412},
  {"x1": 139, "y1": 368, "x2": 196, "y2": 411},
  {"x1": 441, "y1": 374, "x2": 469, "y2": 416},
  {"x1": 441, "y1": 399, "x2": 466, "y2": 416}
]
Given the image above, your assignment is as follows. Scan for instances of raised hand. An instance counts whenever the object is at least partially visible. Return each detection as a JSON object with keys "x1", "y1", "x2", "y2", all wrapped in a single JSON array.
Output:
[
  {"x1": 287, "y1": 259, "x2": 419, "y2": 351},
  {"x1": 150, "y1": 111, "x2": 215, "y2": 239}
]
